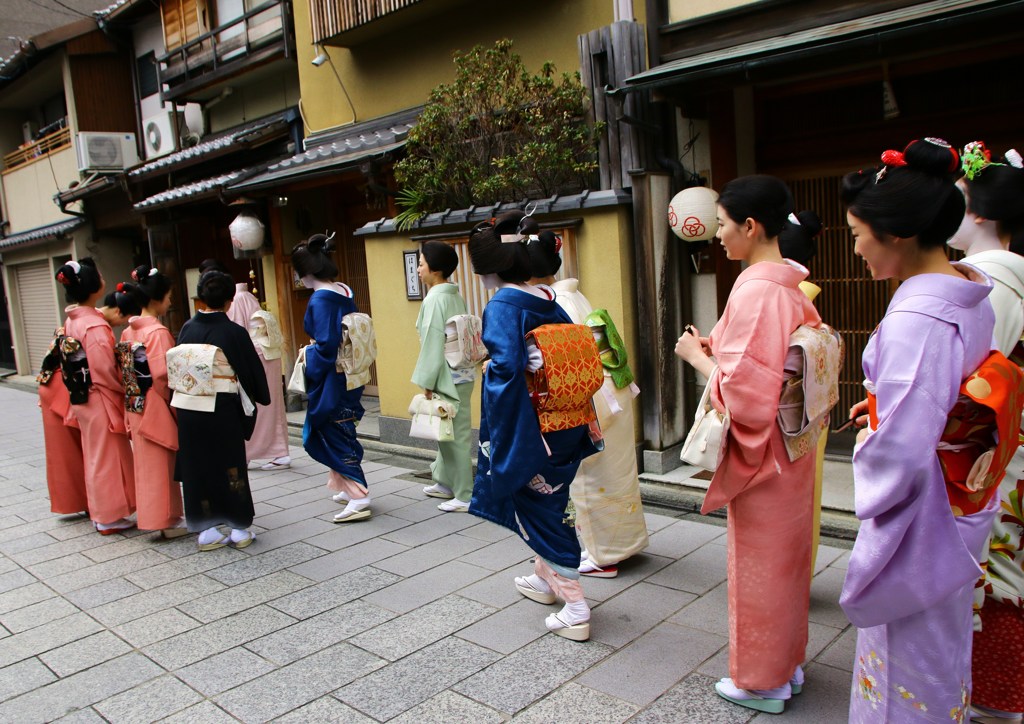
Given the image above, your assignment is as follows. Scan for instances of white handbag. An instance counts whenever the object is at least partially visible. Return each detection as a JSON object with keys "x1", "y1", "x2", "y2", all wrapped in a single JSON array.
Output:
[
  {"x1": 287, "y1": 346, "x2": 307, "y2": 395},
  {"x1": 680, "y1": 367, "x2": 730, "y2": 471},
  {"x1": 408, "y1": 393, "x2": 457, "y2": 442}
]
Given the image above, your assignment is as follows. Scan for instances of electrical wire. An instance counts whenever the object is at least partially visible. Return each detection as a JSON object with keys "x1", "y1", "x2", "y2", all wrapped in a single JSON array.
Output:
[{"x1": 22, "y1": 0, "x2": 90, "y2": 18}]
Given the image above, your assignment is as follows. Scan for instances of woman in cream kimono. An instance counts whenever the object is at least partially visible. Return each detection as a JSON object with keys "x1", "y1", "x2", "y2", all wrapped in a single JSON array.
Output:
[
  {"x1": 526, "y1": 232, "x2": 648, "y2": 578},
  {"x1": 675, "y1": 175, "x2": 824, "y2": 714},
  {"x1": 120, "y1": 266, "x2": 185, "y2": 536},
  {"x1": 228, "y1": 280, "x2": 291, "y2": 471},
  {"x1": 56, "y1": 258, "x2": 137, "y2": 535},
  {"x1": 950, "y1": 142, "x2": 1024, "y2": 724},
  {"x1": 412, "y1": 241, "x2": 475, "y2": 512}
]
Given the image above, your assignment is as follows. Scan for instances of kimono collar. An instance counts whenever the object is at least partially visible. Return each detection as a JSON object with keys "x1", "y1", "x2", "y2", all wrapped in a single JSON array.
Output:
[
  {"x1": 551, "y1": 278, "x2": 580, "y2": 295},
  {"x1": 734, "y1": 260, "x2": 808, "y2": 290},
  {"x1": 964, "y1": 249, "x2": 1024, "y2": 295},
  {"x1": 311, "y1": 287, "x2": 351, "y2": 305},
  {"x1": 193, "y1": 310, "x2": 229, "y2": 323},
  {"x1": 493, "y1": 285, "x2": 558, "y2": 311},
  {"x1": 425, "y1": 282, "x2": 458, "y2": 298},
  {"x1": 129, "y1": 316, "x2": 162, "y2": 330},
  {"x1": 892, "y1": 262, "x2": 993, "y2": 309},
  {"x1": 65, "y1": 305, "x2": 107, "y2": 328}
]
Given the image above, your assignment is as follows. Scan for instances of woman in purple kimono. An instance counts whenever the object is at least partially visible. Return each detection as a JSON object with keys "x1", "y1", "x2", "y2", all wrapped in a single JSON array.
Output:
[{"x1": 840, "y1": 138, "x2": 999, "y2": 722}]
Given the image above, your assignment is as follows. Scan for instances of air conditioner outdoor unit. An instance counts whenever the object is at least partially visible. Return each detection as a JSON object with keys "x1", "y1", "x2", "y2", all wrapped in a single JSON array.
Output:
[
  {"x1": 142, "y1": 111, "x2": 179, "y2": 160},
  {"x1": 76, "y1": 132, "x2": 139, "y2": 173}
]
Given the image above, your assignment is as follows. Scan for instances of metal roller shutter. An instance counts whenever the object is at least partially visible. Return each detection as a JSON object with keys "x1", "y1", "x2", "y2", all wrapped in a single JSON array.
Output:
[{"x1": 15, "y1": 260, "x2": 59, "y2": 374}]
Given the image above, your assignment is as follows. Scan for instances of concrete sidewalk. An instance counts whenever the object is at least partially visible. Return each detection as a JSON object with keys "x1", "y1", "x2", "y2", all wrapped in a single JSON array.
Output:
[{"x1": 0, "y1": 384, "x2": 856, "y2": 722}]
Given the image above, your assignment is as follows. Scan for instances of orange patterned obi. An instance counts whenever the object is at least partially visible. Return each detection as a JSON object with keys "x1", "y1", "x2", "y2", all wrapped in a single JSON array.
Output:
[
  {"x1": 867, "y1": 351, "x2": 1024, "y2": 516},
  {"x1": 525, "y1": 324, "x2": 604, "y2": 434}
]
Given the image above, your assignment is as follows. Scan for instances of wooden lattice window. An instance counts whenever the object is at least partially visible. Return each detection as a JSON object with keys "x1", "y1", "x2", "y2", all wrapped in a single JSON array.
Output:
[
  {"x1": 788, "y1": 176, "x2": 892, "y2": 434},
  {"x1": 411, "y1": 220, "x2": 581, "y2": 319},
  {"x1": 162, "y1": 0, "x2": 211, "y2": 51}
]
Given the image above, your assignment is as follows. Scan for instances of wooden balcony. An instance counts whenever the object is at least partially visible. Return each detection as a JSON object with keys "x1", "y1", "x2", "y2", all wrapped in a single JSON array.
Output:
[
  {"x1": 2, "y1": 127, "x2": 71, "y2": 175},
  {"x1": 157, "y1": 0, "x2": 294, "y2": 103},
  {"x1": 310, "y1": 0, "x2": 472, "y2": 47}
]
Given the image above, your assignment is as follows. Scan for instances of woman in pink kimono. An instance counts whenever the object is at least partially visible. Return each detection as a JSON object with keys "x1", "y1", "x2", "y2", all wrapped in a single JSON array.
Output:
[
  {"x1": 121, "y1": 267, "x2": 185, "y2": 536},
  {"x1": 56, "y1": 259, "x2": 137, "y2": 534},
  {"x1": 227, "y1": 280, "x2": 291, "y2": 471},
  {"x1": 839, "y1": 138, "x2": 1000, "y2": 722},
  {"x1": 38, "y1": 336, "x2": 88, "y2": 515},
  {"x1": 675, "y1": 175, "x2": 823, "y2": 714}
]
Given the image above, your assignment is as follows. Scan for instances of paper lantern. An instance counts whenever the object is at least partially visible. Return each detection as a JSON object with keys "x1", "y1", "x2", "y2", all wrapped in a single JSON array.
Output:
[
  {"x1": 668, "y1": 187, "x2": 719, "y2": 242},
  {"x1": 230, "y1": 210, "x2": 265, "y2": 250}
]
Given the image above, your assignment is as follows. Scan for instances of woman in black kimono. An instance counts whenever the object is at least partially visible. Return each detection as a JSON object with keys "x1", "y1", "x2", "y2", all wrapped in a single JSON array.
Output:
[{"x1": 175, "y1": 271, "x2": 270, "y2": 550}]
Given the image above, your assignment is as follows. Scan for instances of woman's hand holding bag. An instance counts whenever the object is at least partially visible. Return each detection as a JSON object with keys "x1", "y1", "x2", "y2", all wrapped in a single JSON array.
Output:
[
  {"x1": 680, "y1": 366, "x2": 730, "y2": 471},
  {"x1": 408, "y1": 393, "x2": 458, "y2": 442},
  {"x1": 287, "y1": 346, "x2": 307, "y2": 394}
]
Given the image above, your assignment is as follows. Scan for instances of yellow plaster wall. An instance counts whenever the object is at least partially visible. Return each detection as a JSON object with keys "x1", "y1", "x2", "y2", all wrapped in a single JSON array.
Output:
[
  {"x1": 295, "y1": 0, "x2": 644, "y2": 133},
  {"x1": 365, "y1": 205, "x2": 637, "y2": 428},
  {"x1": 2, "y1": 148, "x2": 80, "y2": 233}
]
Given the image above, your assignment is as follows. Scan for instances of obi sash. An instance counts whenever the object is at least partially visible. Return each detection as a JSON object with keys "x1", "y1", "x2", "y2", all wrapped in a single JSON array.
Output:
[
  {"x1": 166, "y1": 343, "x2": 254, "y2": 415},
  {"x1": 777, "y1": 323, "x2": 842, "y2": 461},
  {"x1": 336, "y1": 312, "x2": 376, "y2": 390},
  {"x1": 114, "y1": 341, "x2": 153, "y2": 413},
  {"x1": 52, "y1": 332, "x2": 90, "y2": 404},
  {"x1": 249, "y1": 310, "x2": 283, "y2": 361},
  {"x1": 867, "y1": 349, "x2": 1024, "y2": 516},
  {"x1": 444, "y1": 313, "x2": 487, "y2": 370},
  {"x1": 525, "y1": 323, "x2": 604, "y2": 434},
  {"x1": 584, "y1": 308, "x2": 636, "y2": 390},
  {"x1": 37, "y1": 328, "x2": 63, "y2": 386}
]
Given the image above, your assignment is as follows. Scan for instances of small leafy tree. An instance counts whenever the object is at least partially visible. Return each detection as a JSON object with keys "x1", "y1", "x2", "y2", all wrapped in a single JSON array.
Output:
[{"x1": 393, "y1": 39, "x2": 601, "y2": 229}]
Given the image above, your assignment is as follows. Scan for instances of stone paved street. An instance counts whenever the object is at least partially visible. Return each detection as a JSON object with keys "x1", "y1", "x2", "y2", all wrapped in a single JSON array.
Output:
[{"x1": 0, "y1": 384, "x2": 855, "y2": 722}]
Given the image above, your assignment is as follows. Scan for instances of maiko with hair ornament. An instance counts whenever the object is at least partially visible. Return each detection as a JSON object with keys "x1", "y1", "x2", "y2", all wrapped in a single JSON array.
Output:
[{"x1": 838, "y1": 137, "x2": 1022, "y2": 723}]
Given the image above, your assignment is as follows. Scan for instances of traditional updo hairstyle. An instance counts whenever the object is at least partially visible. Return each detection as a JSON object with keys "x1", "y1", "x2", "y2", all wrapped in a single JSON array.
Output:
[
  {"x1": 718, "y1": 175, "x2": 794, "y2": 239},
  {"x1": 291, "y1": 233, "x2": 338, "y2": 281},
  {"x1": 420, "y1": 241, "x2": 459, "y2": 279},
  {"x1": 841, "y1": 138, "x2": 964, "y2": 249},
  {"x1": 468, "y1": 209, "x2": 533, "y2": 283},
  {"x1": 198, "y1": 258, "x2": 227, "y2": 274},
  {"x1": 112, "y1": 282, "x2": 143, "y2": 318},
  {"x1": 196, "y1": 270, "x2": 235, "y2": 310},
  {"x1": 126, "y1": 265, "x2": 173, "y2": 309},
  {"x1": 778, "y1": 210, "x2": 823, "y2": 267},
  {"x1": 961, "y1": 142, "x2": 1024, "y2": 253},
  {"x1": 55, "y1": 258, "x2": 102, "y2": 304},
  {"x1": 526, "y1": 229, "x2": 563, "y2": 279}
]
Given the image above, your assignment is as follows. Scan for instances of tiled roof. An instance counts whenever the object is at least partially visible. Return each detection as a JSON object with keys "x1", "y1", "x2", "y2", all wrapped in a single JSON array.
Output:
[
  {"x1": 93, "y1": 0, "x2": 131, "y2": 18},
  {"x1": 127, "y1": 111, "x2": 294, "y2": 179},
  {"x1": 229, "y1": 119, "x2": 414, "y2": 192},
  {"x1": 353, "y1": 189, "x2": 633, "y2": 236},
  {"x1": 133, "y1": 170, "x2": 257, "y2": 211},
  {"x1": 0, "y1": 217, "x2": 85, "y2": 251}
]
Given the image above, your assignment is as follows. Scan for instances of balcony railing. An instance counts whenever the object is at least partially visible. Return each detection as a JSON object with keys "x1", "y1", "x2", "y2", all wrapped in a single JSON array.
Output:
[
  {"x1": 157, "y1": 0, "x2": 293, "y2": 102},
  {"x1": 310, "y1": 0, "x2": 422, "y2": 45},
  {"x1": 2, "y1": 127, "x2": 71, "y2": 175}
]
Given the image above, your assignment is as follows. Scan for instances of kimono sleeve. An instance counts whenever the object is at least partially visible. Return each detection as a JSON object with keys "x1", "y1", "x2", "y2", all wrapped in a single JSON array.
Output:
[
  {"x1": 232, "y1": 326, "x2": 271, "y2": 407},
  {"x1": 702, "y1": 280, "x2": 791, "y2": 510},
  {"x1": 480, "y1": 301, "x2": 547, "y2": 498},
  {"x1": 146, "y1": 326, "x2": 176, "y2": 402},
  {"x1": 85, "y1": 322, "x2": 121, "y2": 394},
  {"x1": 411, "y1": 294, "x2": 457, "y2": 401},
  {"x1": 304, "y1": 296, "x2": 345, "y2": 385},
  {"x1": 840, "y1": 311, "x2": 983, "y2": 627}
]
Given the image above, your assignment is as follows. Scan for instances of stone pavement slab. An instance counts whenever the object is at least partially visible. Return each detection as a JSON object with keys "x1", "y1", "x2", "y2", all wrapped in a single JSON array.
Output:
[{"x1": 0, "y1": 383, "x2": 858, "y2": 722}]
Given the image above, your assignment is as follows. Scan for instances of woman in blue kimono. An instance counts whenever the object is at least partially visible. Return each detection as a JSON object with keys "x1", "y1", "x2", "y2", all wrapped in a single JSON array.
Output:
[
  {"x1": 468, "y1": 211, "x2": 600, "y2": 641},
  {"x1": 291, "y1": 234, "x2": 369, "y2": 523},
  {"x1": 839, "y1": 139, "x2": 1001, "y2": 722}
]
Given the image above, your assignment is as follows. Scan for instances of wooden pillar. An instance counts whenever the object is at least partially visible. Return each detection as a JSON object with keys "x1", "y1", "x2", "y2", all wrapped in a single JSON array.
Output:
[{"x1": 630, "y1": 170, "x2": 689, "y2": 473}]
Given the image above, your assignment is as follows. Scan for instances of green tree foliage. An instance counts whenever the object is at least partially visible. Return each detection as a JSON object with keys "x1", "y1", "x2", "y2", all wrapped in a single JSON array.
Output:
[{"x1": 393, "y1": 39, "x2": 601, "y2": 229}]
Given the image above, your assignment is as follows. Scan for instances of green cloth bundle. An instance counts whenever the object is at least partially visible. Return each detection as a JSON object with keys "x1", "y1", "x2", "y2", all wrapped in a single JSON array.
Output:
[{"x1": 584, "y1": 308, "x2": 634, "y2": 390}]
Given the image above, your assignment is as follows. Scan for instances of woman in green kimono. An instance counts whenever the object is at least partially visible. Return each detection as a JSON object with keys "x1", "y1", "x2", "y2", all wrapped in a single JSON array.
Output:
[{"x1": 413, "y1": 241, "x2": 475, "y2": 512}]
